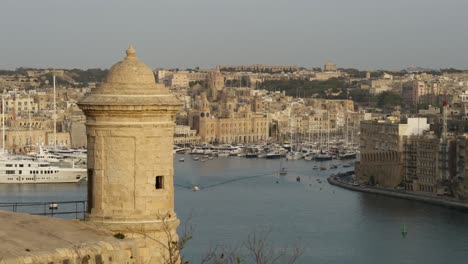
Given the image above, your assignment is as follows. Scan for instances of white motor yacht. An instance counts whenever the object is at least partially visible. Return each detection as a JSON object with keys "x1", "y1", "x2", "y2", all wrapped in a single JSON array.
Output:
[{"x1": 0, "y1": 155, "x2": 86, "y2": 184}]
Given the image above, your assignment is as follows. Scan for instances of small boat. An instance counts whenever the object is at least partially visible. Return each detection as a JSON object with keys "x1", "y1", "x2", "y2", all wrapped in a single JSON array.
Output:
[
  {"x1": 179, "y1": 158, "x2": 185, "y2": 162},
  {"x1": 266, "y1": 151, "x2": 281, "y2": 159},
  {"x1": 49, "y1": 203, "x2": 58, "y2": 210},
  {"x1": 286, "y1": 151, "x2": 302, "y2": 160},
  {"x1": 296, "y1": 176, "x2": 301, "y2": 182},
  {"x1": 315, "y1": 153, "x2": 333, "y2": 161},
  {"x1": 208, "y1": 157, "x2": 214, "y2": 160},
  {"x1": 193, "y1": 157, "x2": 199, "y2": 161},
  {"x1": 338, "y1": 151, "x2": 357, "y2": 160},
  {"x1": 245, "y1": 152, "x2": 258, "y2": 158},
  {"x1": 193, "y1": 185, "x2": 200, "y2": 192},
  {"x1": 320, "y1": 166, "x2": 327, "y2": 171}
]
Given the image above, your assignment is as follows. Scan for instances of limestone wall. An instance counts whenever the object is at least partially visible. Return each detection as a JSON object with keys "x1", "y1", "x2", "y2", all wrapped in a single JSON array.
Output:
[{"x1": 0, "y1": 211, "x2": 157, "y2": 264}]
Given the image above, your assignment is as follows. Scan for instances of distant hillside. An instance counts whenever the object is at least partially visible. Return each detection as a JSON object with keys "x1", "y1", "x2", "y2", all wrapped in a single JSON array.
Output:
[{"x1": 0, "y1": 68, "x2": 108, "y2": 88}]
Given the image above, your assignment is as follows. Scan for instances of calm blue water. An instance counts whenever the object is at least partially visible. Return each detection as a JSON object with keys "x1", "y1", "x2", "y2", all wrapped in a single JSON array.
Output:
[{"x1": 1, "y1": 155, "x2": 468, "y2": 263}]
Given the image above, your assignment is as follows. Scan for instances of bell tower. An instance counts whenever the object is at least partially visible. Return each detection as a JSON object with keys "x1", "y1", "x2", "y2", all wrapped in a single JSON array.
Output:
[{"x1": 78, "y1": 46, "x2": 182, "y2": 262}]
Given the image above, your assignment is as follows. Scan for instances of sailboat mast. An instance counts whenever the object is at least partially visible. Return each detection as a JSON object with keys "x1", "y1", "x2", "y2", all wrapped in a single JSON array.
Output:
[
  {"x1": 53, "y1": 75, "x2": 57, "y2": 149},
  {"x1": 28, "y1": 93, "x2": 32, "y2": 146},
  {"x1": 327, "y1": 110, "x2": 330, "y2": 151},
  {"x1": 345, "y1": 113, "x2": 348, "y2": 145},
  {"x1": 2, "y1": 95, "x2": 4, "y2": 153},
  {"x1": 289, "y1": 111, "x2": 292, "y2": 150}
]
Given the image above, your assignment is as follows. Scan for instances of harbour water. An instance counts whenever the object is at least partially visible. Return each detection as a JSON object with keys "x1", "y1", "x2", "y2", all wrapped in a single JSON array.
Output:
[{"x1": 1, "y1": 154, "x2": 468, "y2": 263}]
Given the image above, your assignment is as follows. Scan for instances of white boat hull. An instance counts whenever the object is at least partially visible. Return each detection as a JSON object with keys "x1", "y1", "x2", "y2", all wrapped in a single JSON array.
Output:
[
  {"x1": 0, "y1": 168, "x2": 86, "y2": 183},
  {"x1": 0, "y1": 157, "x2": 87, "y2": 184}
]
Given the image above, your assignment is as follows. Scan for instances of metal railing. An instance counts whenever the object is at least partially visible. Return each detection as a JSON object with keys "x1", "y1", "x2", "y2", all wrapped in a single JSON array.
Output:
[{"x1": 0, "y1": 200, "x2": 87, "y2": 220}]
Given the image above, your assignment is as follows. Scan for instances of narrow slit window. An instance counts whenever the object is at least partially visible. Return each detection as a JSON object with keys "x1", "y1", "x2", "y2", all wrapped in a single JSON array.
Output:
[{"x1": 155, "y1": 176, "x2": 164, "y2": 189}]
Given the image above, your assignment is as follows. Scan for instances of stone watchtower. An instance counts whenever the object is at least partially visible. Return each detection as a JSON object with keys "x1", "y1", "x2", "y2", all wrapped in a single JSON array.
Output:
[{"x1": 78, "y1": 46, "x2": 182, "y2": 262}]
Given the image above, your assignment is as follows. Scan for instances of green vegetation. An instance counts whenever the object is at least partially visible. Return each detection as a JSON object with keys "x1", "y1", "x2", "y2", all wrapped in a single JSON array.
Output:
[
  {"x1": 349, "y1": 89, "x2": 375, "y2": 105},
  {"x1": 67, "y1": 68, "x2": 108, "y2": 83},
  {"x1": 376, "y1": 91, "x2": 403, "y2": 109},
  {"x1": 441, "y1": 68, "x2": 464, "y2": 73},
  {"x1": 0, "y1": 70, "x2": 17, "y2": 75}
]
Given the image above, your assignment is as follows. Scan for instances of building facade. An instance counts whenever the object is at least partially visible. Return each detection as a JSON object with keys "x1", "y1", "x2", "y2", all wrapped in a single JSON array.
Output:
[
  {"x1": 357, "y1": 118, "x2": 430, "y2": 188},
  {"x1": 189, "y1": 93, "x2": 268, "y2": 144}
]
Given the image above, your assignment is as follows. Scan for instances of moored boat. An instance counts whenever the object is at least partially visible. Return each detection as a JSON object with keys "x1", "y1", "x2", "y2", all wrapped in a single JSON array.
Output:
[{"x1": 0, "y1": 155, "x2": 86, "y2": 184}]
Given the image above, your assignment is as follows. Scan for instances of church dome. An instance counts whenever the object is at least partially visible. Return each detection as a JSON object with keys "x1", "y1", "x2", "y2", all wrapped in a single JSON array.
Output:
[{"x1": 105, "y1": 46, "x2": 156, "y2": 85}]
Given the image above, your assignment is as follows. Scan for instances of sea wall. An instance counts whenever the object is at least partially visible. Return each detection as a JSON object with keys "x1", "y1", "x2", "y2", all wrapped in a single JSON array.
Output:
[{"x1": 327, "y1": 176, "x2": 468, "y2": 211}]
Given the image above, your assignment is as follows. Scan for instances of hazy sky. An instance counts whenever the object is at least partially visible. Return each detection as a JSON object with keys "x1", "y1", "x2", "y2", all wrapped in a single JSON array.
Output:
[{"x1": 1, "y1": 0, "x2": 468, "y2": 70}]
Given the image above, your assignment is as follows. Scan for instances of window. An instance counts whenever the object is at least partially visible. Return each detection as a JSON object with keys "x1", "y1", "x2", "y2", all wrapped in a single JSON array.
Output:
[{"x1": 155, "y1": 176, "x2": 164, "y2": 189}]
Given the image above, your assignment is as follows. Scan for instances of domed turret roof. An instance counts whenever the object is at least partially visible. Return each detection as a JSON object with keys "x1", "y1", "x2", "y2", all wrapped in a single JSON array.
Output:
[
  {"x1": 78, "y1": 46, "x2": 182, "y2": 108},
  {"x1": 105, "y1": 45, "x2": 156, "y2": 85}
]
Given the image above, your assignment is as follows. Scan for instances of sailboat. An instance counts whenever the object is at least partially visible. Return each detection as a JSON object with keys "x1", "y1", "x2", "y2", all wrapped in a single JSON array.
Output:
[
  {"x1": 315, "y1": 110, "x2": 333, "y2": 161},
  {"x1": 286, "y1": 112, "x2": 302, "y2": 160}
]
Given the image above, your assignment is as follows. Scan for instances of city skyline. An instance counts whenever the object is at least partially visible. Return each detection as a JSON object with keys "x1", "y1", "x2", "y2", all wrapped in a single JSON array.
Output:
[{"x1": 1, "y1": 0, "x2": 468, "y2": 70}]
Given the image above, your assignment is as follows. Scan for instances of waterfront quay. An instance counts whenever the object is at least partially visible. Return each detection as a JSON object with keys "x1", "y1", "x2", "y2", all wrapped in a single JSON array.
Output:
[{"x1": 329, "y1": 174, "x2": 468, "y2": 211}]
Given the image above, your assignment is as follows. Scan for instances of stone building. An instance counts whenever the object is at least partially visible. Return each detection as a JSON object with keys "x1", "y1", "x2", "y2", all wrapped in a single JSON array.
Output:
[
  {"x1": 3, "y1": 94, "x2": 38, "y2": 115},
  {"x1": 174, "y1": 125, "x2": 200, "y2": 145},
  {"x1": 357, "y1": 118, "x2": 430, "y2": 188},
  {"x1": 187, "y1": 71, "x2": 208, "y2": 82},
  {"x1": 3, "y1": 129, "x2": 71, "y2": 154},
  {"x1": 403, "y1": 134, "x2": 455, "y2": 194},
  {"x1": 324, "y1": 61, "x2": 337, "y2": 72},
  {"x1": 189, "y1": 93, "x2": 268, "y2": 144},
  {"x1": 78, "y1": 46, "x2": 182, "y2": 263},
  {"x1": 169, "y1": 72, "x2": 189, "y2": 88},
  {"x1": 412, "y1": 80, "x2": 440, "y2": 106},
  {"x1": 206, "y1": 66, "x2": 225, "y2": 100},
  {"x1": 0, "y1": 75, "x2": 40, "y2": 89},
  {"x1": 219, "y1": 64, "x2": 298, "y2": 73}
]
